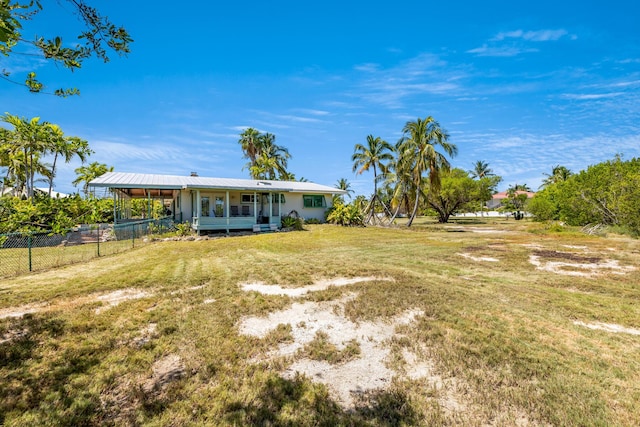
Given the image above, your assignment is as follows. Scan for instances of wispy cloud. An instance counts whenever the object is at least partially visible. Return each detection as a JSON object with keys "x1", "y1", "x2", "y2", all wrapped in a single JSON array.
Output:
[
  {"x1": 294, "y1": 108, "x2": 331, "y2": 116},
  {"x1": 466, "y1": 44, "x2": 538, "y2": 57},
  {"x1": 491, "y1": 29, "x2": 570, "y2": 42},
  {"x1": 561, "y1": 92, "x2": 624, "y2": 100},
  {"x1": 350, "y1": 53, "x2": 463, "y2": 107},
  {"x1": 468, "y1": 28, "x2": 573, "y2": 58}
]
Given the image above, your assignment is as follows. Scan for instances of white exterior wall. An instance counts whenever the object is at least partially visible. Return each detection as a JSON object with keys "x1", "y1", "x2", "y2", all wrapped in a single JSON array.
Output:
[
  {"x1": 281, "y1": 193, "x2": 333, "y2": 222},
  {"x1": 174, "y1": 190, "x2": 334, "y2": 224}
]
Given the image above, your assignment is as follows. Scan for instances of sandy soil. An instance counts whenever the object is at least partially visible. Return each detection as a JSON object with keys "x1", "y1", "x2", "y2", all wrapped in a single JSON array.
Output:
[
  {"x1": 574, "y1": 320, "x2": 640, "y2": 335},
  {"x1": 457, "y1": 252, "x2": 500, "y2": 262},
  {"x1": 237, "y1": 277, "x2": 459, "y2": 409},
  {"x1": 240, "y1": 276, "x2": 392, "y2": 297}
]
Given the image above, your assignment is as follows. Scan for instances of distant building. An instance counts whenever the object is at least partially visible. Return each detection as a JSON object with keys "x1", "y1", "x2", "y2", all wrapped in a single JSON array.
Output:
[
  {"x1": 487, "y1": 190, "x2": 535, "y2": 210},
  {"x1": 1, "y1": 186, "x2": 70, "y2": 198}
]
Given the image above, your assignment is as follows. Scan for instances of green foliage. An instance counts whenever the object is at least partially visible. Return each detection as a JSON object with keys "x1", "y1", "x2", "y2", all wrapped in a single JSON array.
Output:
[
  {"x1": 281, "y1": 216, "x2": 303, "y2": 230},
  {"x1": 326, "y1": 202, "x2": 364, "y2": 226},
  {"x1": 0, "y1": 195, "x2": 113, "y2": 233},
  {"x1": 298, "y1": 331, "x2": 361, "y2": 364},
  {"x1": 426, "y1": 168, "x2": 489, "y2": 223},
  {"x1": 528, "y1": 188, "x2": 559, "y2": 222},
  {"x1": 73, "y1": 162, "x2": 113, "y2": 196},
  {"x1": 238, "y1": 128, "x2": 291, "y2": 180},
  {"x1": 1, "y1": 114, "x2": 92, "y2": 199},
  {"x1": 502, "y1": 184, "x2": 531, "y2": 220},
  {"x1": 396, "y1": 116, "x2": 457, "y2": 226},
  {"x1": 303, "y1": 218, "x2": 321, "y2": 225},
  {"x1": 1, "y1": 0, "x2": 132, "y2": 96},
  {"x1": 530, "y1": 156, "x2": 640, "y2": 236},
  {"x1": 174, "y1": 221, "x2": 193, "y2": 237}
]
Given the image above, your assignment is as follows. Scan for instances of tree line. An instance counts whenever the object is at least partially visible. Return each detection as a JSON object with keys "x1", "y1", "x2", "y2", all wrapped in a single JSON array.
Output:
[
  {"x1": 529, "y1": 156, "x2": 640, "y2": 236},
  {"x1": 0, "y1": 113, "x2": 112, "y2": 198},
  {"x1": 334, "y1": 116, "x2": 502, "y2": 226}
]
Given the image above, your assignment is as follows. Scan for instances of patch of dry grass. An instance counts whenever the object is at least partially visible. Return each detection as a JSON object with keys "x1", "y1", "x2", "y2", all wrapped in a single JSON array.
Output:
[{"x1": 1, "y1": 219, "x2": 639, "y2": 425}]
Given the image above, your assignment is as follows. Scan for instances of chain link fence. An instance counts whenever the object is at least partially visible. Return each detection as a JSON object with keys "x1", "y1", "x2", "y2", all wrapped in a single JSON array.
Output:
[{"x1": 0, "y1": 218, "x2": 174, "y2": 279}]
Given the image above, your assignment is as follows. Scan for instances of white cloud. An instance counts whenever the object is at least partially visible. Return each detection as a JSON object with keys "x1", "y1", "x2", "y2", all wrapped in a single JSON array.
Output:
[
  {"x1": 492, "y1": 29, "x2": 570, "y2": 42},
  {"x1": 466, "y1": 44, "x2": 537, "y2": 57},
  {"x1": 561, "y1": 92, "x2": 624, "y2": 100}
]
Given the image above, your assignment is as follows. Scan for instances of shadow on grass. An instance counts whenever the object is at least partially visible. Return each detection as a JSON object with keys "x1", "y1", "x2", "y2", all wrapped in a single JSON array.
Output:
[
  {"x1": 0, "y1": 314, "x2": 105, "y2": 425},
  {"x1": 222, "y1": 374, "x2": 418, "y2": 426}
]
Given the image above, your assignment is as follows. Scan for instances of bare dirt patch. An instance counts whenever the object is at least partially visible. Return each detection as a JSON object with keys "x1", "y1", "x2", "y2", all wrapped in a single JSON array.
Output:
[
  {"x1": 529, "y1": 255, "x2": 634, "y2": 277},
  {"x1": 94, "y1": 289, "x2": 153, "y2": 314},
  {"x1": 457, "y1": 252, "x2": 499, "y2": 262},
  {"x1": 574, "y1": 321, "x2": 640, "y2": 336},
  {"x1": 533, "y1": 249, "x2": 601, "y2": 264},
  {"x1": 238, "y1": 277, "x2": 464, "y2": 410},
  {"x1": 0, "y1": 302, "x2": 48, "y2": 320},
  {"x1": 239, "y1": 276, "x2": 391, "y2": 297},
  {"x1": 528, "y1": 247, "x2": 635, "y2": 277},
  {"x1": 0, "y1": 288, "x2": 153, "y2": 319},
  {"x1": 143, "y1": 354, "x2": 186, "y2": 393}
]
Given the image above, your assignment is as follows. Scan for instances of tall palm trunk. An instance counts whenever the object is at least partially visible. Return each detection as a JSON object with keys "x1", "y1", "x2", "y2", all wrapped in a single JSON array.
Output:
[{"x1": 48, "y1": 152, "x2": 59, "y2": 197}]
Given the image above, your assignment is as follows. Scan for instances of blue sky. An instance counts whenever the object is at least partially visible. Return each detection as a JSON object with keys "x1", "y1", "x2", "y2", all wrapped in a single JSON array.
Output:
[{"x1": 2, "y1": 0, "x2": 639, "y2": 196}]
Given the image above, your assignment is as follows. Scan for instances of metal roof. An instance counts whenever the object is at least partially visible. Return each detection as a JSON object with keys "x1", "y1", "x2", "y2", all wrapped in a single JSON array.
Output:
[{"x1": 89, "y1": 172, "x2": 346, "y2": 194}]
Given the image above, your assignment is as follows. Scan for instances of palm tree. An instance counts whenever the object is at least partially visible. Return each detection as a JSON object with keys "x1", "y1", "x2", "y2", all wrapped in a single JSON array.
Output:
[
  {"x1": 396, "y1": 117, "x2": 457, "y2": 226},
  {"x1": 469, "y1": 160, "x2": 495, "y2": 216},
  {"x1": 540, "y1": 165, "x2": 572, "y2": 188},
  {"x1": 45, "y1": 124, "x2": 92, "y2": 196},
  {"x1": 1, "y1": 114, "x2": 52, "y2": 199},
  {"x1": 469, "y1": 160, "x2": 494, "y2": 179},
  {"x1": 352, "y1": 135, "x2": 394, "y2": 224},
  {"x1": 335, "y1": 178, "x2": 354, "y2": 200},
  {"x1": 238, "y1": 127, "x2": 261, "y2": 166},
  {"x1": 254, "y1": 133, "x2": 291, "y2": 180},
  {"x1": 73, "y1": 161, "x2": 113, "y2": 196},
  {"x1": 352, "y1": 135, "x2": 393, "y2": 196},
  {"x1": 239, "y1": 129, "x2": 291, "y2": 180}
]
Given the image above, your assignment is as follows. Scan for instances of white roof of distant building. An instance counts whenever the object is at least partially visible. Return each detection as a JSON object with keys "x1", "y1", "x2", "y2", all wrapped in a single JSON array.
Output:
[{"x1": 89, "y1": 172, "x2": 346, "y2": 194}]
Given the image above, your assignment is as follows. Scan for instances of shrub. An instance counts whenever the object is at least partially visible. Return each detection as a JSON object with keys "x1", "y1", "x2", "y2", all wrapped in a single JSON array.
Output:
[
  {"x1": 326, "y1": 203, "x2": 364, "y2": 227},
  {"x1": 281, "y1": 216, "x2": 303, "y2": 230},
  {"x1": 174, "y1": 221, "x2": 193, "y2": 236}
]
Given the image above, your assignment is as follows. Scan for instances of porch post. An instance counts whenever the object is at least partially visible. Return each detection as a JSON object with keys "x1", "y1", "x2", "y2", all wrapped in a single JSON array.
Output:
[
  {"x1": 113, "y1": 190, "x2": 117, "y2": 223},
  {"x1": 195, "y1": 190, "x2": 201, "y2": 235},
  {"x1": 225, "y1": 190, "x2": 230, "y2": 233},
  {"x1": 253, "y1": 192, "x2": 257, "y2": 223},
  {"x1": 196, "y1": 190, "x2": 201, "y2": 217},
  {"x1": 269, "y1": 192, "x2": 273, "y2": 225}
]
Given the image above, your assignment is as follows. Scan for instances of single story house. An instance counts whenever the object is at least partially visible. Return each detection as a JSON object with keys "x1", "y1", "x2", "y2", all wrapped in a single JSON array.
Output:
[
  {"x1": 89, "y1": 172, "x2": 345, "y2": 233},
  {"x1": 487, "y1": 190, "x2": 536, "y2": 210}
]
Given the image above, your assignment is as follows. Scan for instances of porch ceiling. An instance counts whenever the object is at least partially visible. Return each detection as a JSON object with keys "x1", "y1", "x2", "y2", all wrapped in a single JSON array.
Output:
[{"x1": 118, "y1": 188, "x2": 176, "y2": 198}]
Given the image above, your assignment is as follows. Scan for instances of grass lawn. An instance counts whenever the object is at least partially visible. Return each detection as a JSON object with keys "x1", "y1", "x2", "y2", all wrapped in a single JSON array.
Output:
[{"x1": 1, "y1": 219, "x2": 639, "y2": 426}]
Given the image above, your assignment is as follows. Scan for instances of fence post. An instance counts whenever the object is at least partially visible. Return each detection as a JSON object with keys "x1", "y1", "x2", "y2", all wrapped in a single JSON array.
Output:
[
  {"x1": 132, "y1": 223, "x2": 135, "y2": 248},
  {"x1": 97, "y1": 224, "x2": 101, "y2": 257},
  {"x1": 28, "y1": 233, "x2": 32, "y2": 272}
]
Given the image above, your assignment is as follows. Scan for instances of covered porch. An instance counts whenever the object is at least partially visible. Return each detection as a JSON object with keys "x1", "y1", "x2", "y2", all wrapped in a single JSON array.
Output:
[{"x1": 190, "y1": 189, "x2": 285, "y2": 234}]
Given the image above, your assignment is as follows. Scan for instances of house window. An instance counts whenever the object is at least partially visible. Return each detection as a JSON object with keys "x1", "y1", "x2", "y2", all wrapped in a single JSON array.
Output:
[
  {"x1": 272, "y1": 194, "x2": 285, "y2": 203},
  {"x1": 241, "y1": 194, "x2": 255, "y2": 204},
  {"x1": 303, "y1": 195, "x2": 326, "y2": 208},
  {"x1": 201, "y1": 197, "x2": 210, "y2": 216},
  {"x1": 214, "y1": 196, "x2": 224, "y2": 217}
]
